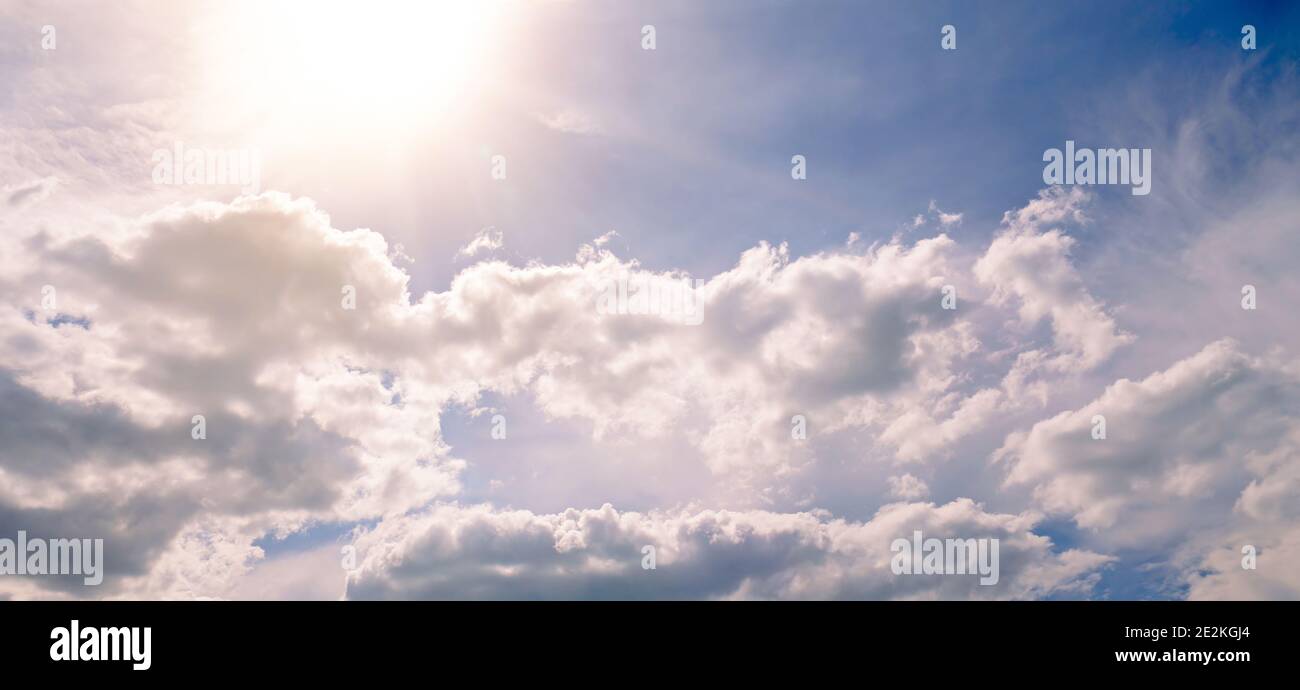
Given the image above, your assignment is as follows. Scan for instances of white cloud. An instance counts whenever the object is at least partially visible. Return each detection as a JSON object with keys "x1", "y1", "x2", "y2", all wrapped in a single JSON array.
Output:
[
  {"x1": 999, "y1": 339, "x2": 1300, "y2": 538},
  {"x1": 3, "y1": 177, "x2": 60, "y2": 208},
  {"x1": 926, "y1": 200, "x2": 962, "y2": 227},
  {"x1": 456, "y1": 227, "x2": 504, "y2": 259},
  {"x1": 345, "y1": 500, "x2": 1110, "y2": 600},
  {"x1": 0, "y1": 189, "x2": 1131, "y2": 596},
  {"x1": 888, "y1": 474, "x2": 930, "y2": 500},
  {"x1": 534, "y1": 108, "x2": 602, "y2": 135},
  {"x1": 975, "y1": 187, "x2": 1133, "y2": 373},
  {"x1": 1182, "y1": 523, "x2": 1300, "y2": 600}
]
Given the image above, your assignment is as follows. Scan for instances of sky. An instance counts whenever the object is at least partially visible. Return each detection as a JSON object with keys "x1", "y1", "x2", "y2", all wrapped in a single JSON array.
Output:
[{"x1": 1, "y1": 0, "x2": 1298, "y2": 600}]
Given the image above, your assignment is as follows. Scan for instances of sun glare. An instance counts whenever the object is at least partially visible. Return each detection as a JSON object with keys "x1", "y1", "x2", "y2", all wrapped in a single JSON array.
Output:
[{"x1": 207, "y1": 0, "x2": 508, "y2": 138}]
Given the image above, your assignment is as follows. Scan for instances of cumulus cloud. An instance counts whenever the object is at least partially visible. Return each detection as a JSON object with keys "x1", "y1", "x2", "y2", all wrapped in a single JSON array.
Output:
[
  {"x1": 928, "y1": 200, "x2": 962, "y2": 227},
  {"x1": 0, "y1": 194, "x2": 461, "y2": 596},
  {"x1": 0, "y1": 182, "x2": 1287, "y2": 600},
  {"x1": 345, "y1": 500, "x2": 1110, "y2": 600},
  {"x1": 456, "y1": 227, "x2": 504, "y2": 259},
  {"x1": 867, "y1": 189, "x2": 1135, "y2": 463},
  {"x1": 1182, "y1": 523, "x2": 1300, "y2": 600},
  {"x1": 975, "y1": 187, "x2": 1133, "y2": 373},
  {"x1": 888, "y1": 474, "x2": 930, "y2": 500},
  {"x1": 3, "y1": 180, "x2": 1163, "y2": 599},
  {"x1": 998, "y1": 339, "x2": 1299, "y2": 537},
  {"x1": 909, "y1": 201, "x2": 962, "y2": 231},
  {"x1": 997, "y1": 338, "x2": 1300, "y2": 596}
]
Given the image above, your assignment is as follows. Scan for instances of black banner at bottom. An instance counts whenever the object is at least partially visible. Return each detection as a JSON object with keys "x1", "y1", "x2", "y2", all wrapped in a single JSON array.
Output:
[{"x1": 0, "y1": 601, "x2": 1288, "y2": 679}]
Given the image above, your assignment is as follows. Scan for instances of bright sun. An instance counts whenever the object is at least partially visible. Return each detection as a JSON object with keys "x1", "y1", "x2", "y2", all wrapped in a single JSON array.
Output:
[{"x1": 206, "y1": 0, "x2": 508, "y2": 137}]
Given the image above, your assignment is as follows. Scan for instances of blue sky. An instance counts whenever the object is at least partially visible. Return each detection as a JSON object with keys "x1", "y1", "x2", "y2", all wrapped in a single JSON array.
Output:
[{"x1": 270, "y1": 0, "x2": 1300, "y2": 296}]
